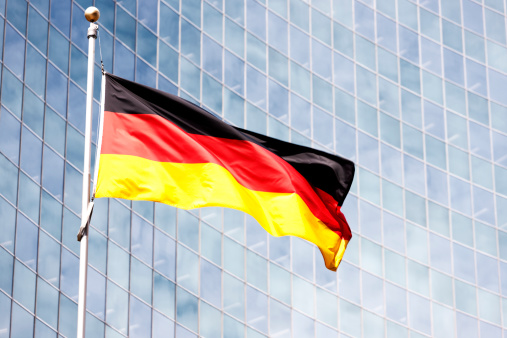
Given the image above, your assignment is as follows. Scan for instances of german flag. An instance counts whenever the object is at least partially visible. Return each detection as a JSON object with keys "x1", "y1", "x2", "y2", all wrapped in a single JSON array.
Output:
[{"x1": 95, "y1": 74, "x2": 355, "y2": 270}]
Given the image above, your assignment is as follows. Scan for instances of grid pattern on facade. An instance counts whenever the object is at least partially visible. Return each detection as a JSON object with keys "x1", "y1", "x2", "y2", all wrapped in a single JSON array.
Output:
[{"x1": 0, "y1": 0, "x2": 506, "y2": 337}]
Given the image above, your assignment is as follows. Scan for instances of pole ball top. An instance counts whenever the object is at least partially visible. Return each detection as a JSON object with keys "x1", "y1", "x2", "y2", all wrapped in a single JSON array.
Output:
[{"x1": 85, "y1": 7, "x2": 100, "y2": 22}]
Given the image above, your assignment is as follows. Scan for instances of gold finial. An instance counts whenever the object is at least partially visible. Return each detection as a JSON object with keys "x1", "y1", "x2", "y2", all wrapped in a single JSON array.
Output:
[{"x1": 85, "y1": 7, "x2": 100, "y2": 22}]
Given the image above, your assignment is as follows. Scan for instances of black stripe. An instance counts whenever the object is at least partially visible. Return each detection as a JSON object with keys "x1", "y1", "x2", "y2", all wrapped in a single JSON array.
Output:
[{"x1": 105, "y1": 73, "x2": 355, "y2": 205}]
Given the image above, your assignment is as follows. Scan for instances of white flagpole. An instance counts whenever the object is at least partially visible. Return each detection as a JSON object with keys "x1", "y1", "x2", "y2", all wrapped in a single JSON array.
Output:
[{"x1": 77, "y1": 7, "x2": 100, "y2": 338}]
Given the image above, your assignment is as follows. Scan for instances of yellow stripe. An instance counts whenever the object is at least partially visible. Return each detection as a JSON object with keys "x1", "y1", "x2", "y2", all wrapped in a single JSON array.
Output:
[{"x1": 96, "y1": 154, "x2": 348, "y2": 270}]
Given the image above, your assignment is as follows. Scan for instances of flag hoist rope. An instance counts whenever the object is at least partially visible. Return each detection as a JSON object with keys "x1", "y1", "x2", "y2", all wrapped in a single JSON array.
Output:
[{"x1": 77, "y1": 6, "x2": 102, "y2": 338}]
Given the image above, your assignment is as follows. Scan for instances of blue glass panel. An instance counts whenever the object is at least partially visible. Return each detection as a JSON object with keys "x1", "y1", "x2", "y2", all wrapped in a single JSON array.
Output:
[
  {"x1": 409, "y1": 293, "x2": 431, "y2": 335},
  {"x1": 178, "y1": 211, "x2": 199, "y2": 251},
  {"x1": 333, "y1": 23, "x2": 352, "y2": 60},
  {"x1": 70, "y1": 4, "x2": 87, "y2": 52},
  {"x1": 485, "y1": 8, "x2": 506, "y2": 45},
  {"x1": 25, "y1": 46, "x2": 47, "y2": 98},
  {"x1": 158, "y1": 75, "x2": 178, "y2": 96},
  {"x1": 362, "y1": 271, "x2": 384, "y2": 315},
  {"x1": 465, "y1": 30, "x2": 485, "y2": 64},
  {"x1": 403, "y1": 155, "x2": 424, "y2": 196},
  {"x1": 466, "y1": 59, "x2": 487, "y2": 97},
  {"x1": 200, "y1": 302, "x2": 220, "y2": 338},
  {"x1": 360, "y1": 200, "x2": 381, "y2": 243},
  {"x1": 225, "y1": 18, "x2": 244, "y2": 57},
  {"x1": 356, "y1": 66, "x2": 376, "y2": 105},
  {"x1": 426, "y1": 135, "x2": 446, "y2": 169},
  {"x1": 333, "y1": 0, "x2": 352, "y2": 27},
  {"x1": 38, "y1": 230, "x2": 60, "y2": 288},
  {"x1": 225, "y1": 0, "x2": 244, "y2": 24},
  {"x1": 442, "y1": 19, "x2": 462, "y2": 52},
  {"x1": 202, "y1": 72, "x2": 222, "y2": 114},
  {"x1": 180, "y1": 57, "x2": 200, "y2": 99},
  {"x1": 154, "y1": 228, "x2": 176, "y2": 278},
  {"x1": 383, "y1": 211, "x2": 405, "y2": 253},
  {"x1": 376, "y1": 14, "x2": 396, "y2": 53},
  {"x1": 358, "y1": 132, "x2": 379, "y2": 173},
  {"x1": 426, "y1": 165, "x2": 448, "y2": 206},
  {"x1": 420, "y1": 8, "x2": 440, "y2": 42},
  {"x1": 355, "y1": 1, "x2": 374, "y2": 40},
  {"x1": 18, "y1": 172, "x2": 40, "y2": 223},
  {"x1": 0, "y1": 109, "x2": 20, "y2": 165},
  {"x1": 399, "y1": 26, "x2": 419, "y2": 64},
  {"x1": 463, "y1": 0, "x2": 483, "y2": 34},
  {"x1": 182, "y1": 0, "x2": 201, "y2": 26},
  {"x1": 159, "y1": 41, "x2": 179, "y2": 84},
  {"x1": 6, "y1": 0, "x2": 27, "y2": 34},
  {"x1": 469, "y1": 121, "x2": 491, "y2": 159},
  {"x1": 247, "y1": 33, "x2": 266, "y2": 72},
  {"x1": 11, "y1": 302, "x2": 34, "y2": 337},
  {"x1": 67, "y1": 87, "x2": 86, "y2": 133},
  {"x1": 129, "y1": 295, "x2": 152, "y2": 338},
  {"x1": 200, "y1": 259, "x2": 221, "y2": 307},
  {"x1": 86, "y1": 266, "x2": 106, "y2": 320},
  {"x1": 137, "y1": 24, "x2": 157, "y2": 67},
  {"x1": 60, "y1": 248, "x2": 79, "y2": 301},
  {"x1": 40, "y1": 191, "x2": 62, "y2": 241},
  {"x1": 312, "y1": 75, "x2": 333, "y2": 112},
  {"x1": 13, "y1": 259, "x2": 36, "y2": 312},
  {"x1": 489, "y1": 68, "x2": 507, "y2": 106},
  {"x1": 247, "y1": 286, "x2": 268, "y2": 334},
  {"x1": 312, "y1": 40, "x2": 331, "y2": 81},
  {"x1": 400, "y1": 59, "x2": 420, "y2": 93},
  {"x1": 138, "y1": 0, "x2": 157, "y2": 32},
  {"x1": 293, "y1": 310, "x2": 315, "y2": 338},
  {"x1": 177, "y1": 244, "x2": 198, "y2": 293},
  {"x1": 46, "y1": 65, "x2": 68, "y2": 117},
  {"x1": 153, "y1": 310, "x2": 174, "y2": 338},
  {"x1": 88, "y1": 227, "x2": 107, "y2": 274},
  {"x1": 131, "y1": 214, "x2": 153, "y2": 265},
  {"x1": 203, "y1": 2, "x2": 223, "y2": 42},
  {"x1": 108, "y1": 199, "x2": 131, "y2": 250},
  {"x1": 23, "y1": 89, "x2": 44, "y2": 139},
  {"x1": 247, "y1": 0, "x2": 266, "y2": 39},
  {"x1": 48, "y1": 26, "x2": 69, "y2": 73},
  {"x1": 36, "y1": 278, "x2": 59, "y2": 329},
  {"x1": 224, "y1": 88, "x2": 244, "y2": 127},
  {"x1": 15, "y1": 214, "x2": 38, "y2": 271},
  {"x1": 268, "y1": 11, "x2": 287, "y2": 54},
  {"x1": 106, "y1": 281, "x2": 128, "y2": 334},
  {"x1": 224, "y1": 51, "x2": 245, "y2": 95},
  {"x1": 203, "y1": 35, "x2": 222, "y2": 80},
  {"x1": 69, "y1": 46, "x2": 87, "y2": 90},
  {"x1": 63, "y1": 163, "x2": 81, "y2": 214},
  {"x1": 290, "y1": 26, "x2": 309, "y2": 67},
  {"x1": 2, "y1": 69, "x2": 22, "y2": 119},
  {"x1": 95, "y1": 0, "x2": 114, "y2": 33},
  {"x1": 114, "y1": 39, "x2": 135, "y2": 81},
  {"x1": 421, "y1": 37, "x2": 442, "y2": 75},
  {"x1": 107, "y1": 242, "x2": 130, "y2": 289},
  {"x1": 31, "y1": 0, "x2": 49, "y2": 17},
  {"x1": 246, "y1": 65, "x2": 266, "y2": 109},
  {"x1": 398, "y1": 0, "x2": 417, "y2": 30},
  {"x1": 380, "y1": 144, "x2": 401, "y2": 185},
  {"x1": 4, "y1": 24, "x2": 25, "y2": 79},
  {"x1": 116, "y1": 6, "x2": 135, "y2": 50},
  {"x1": 176, "y1": 287, "x2": 198, "y2": 332},
  {"x1": 50, "y1": 0, "x2": 70, "y2": 37},
  {"x1": 181, "y1": 19, "x2": 201, "y2": 64},
  {"x1": 153, "y1": 272, "x2": 175, "y2": 319},
  {"x1": 268, "y1": 80, "x2": 288, "y2": 122},
  {"x1": 311, "y1": 9, "x2": 331, "y2": 46},
  {"x1": 293, "y1": 275, "x2": 314, "y2": 316}
]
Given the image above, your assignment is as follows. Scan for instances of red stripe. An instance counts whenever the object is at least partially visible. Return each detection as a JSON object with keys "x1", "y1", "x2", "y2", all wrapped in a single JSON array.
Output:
[{"x1": 101, "y1": 111, "x2": 350, "y2": 239}]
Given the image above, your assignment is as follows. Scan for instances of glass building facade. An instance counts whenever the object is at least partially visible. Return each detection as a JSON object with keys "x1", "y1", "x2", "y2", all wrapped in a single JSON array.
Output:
[{"x1": 0, "y1": 0, "x2": 506, "y2": 336}]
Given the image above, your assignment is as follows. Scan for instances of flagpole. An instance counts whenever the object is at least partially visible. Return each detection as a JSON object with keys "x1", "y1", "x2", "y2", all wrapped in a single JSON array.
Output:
[{"x1": 77, "y1": 7, "x2": 100, "y2": 338}]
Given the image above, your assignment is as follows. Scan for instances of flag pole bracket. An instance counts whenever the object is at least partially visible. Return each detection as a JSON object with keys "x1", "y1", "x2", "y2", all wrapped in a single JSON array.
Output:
[{"x1": 77, "y1": 201, "x2": 94, "y2": 242}]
